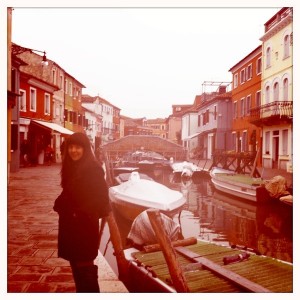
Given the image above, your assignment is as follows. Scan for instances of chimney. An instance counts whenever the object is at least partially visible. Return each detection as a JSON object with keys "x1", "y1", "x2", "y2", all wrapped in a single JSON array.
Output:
[{"x1": 218, "y1": 85, "x2": 226, "y2": 94}]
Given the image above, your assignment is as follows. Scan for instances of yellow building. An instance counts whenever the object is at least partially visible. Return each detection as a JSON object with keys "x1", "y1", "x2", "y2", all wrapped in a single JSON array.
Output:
[{"x1": 259, "y1": 7, "x2": 293, "y2": 170}]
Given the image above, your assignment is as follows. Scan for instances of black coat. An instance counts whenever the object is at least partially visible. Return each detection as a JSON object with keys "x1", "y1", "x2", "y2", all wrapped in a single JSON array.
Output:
[{"x1": 54, "y1": 161, "x2": 111, "y2": 261}]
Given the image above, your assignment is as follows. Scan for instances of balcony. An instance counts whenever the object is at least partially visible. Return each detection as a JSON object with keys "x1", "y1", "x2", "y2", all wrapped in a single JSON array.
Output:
[{"x1": 249, "y1": 101, "x2": 293, "y2": 126}]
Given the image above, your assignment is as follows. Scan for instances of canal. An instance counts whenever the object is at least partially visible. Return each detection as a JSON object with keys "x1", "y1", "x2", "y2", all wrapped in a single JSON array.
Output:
[{"x1": 99, "y1": 168, "x2": 293, "y2": 275}]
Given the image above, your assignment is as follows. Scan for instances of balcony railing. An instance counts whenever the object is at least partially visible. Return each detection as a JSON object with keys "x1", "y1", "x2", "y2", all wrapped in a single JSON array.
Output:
[{"x1": 250, "y1": 101, "x2": 293, "y2": 124}]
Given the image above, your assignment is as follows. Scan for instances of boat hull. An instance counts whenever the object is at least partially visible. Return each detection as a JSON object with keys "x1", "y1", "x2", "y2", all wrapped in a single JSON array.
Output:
[
  {"x1": 110, "y1": 196, "x2": 184, "y2": 221},
  {"x1": 210, "y1": 168, "x2": 264, "y2": 202}
]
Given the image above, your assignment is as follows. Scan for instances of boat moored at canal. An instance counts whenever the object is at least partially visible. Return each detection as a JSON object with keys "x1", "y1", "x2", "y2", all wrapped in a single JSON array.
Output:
[{"x1": 108, "y1": 172, "x2": 186, "y2": 221}]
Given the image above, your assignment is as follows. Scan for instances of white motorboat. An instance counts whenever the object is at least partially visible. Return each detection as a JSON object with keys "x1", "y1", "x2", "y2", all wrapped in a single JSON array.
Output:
[
  {"x1": 109, "y1": 172, "x2": 186, "y2": 221},
  {"x1": 171, "y1": 161, "x2": 203, "y2": 178}
]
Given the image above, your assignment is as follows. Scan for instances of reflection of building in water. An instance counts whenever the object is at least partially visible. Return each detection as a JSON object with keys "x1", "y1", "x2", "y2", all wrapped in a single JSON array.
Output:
[
  {"x1": 203, "y1": 191, "x2": 293, "y2": 263},
  {"x1": 256, "y1": 202, "x2": 293, "y2": 263},
  {"x1": 137, "y1": 168, "x2": 292, "y2": 263}
]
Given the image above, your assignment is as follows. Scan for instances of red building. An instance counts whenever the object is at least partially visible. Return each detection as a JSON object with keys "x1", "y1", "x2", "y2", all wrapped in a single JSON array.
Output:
[
  {"x1": 19, "y1": 71, "x2": 59, "y2": 165},
  {"x1": 229, "y1": 46, "x2": 263, "y2": 165}
]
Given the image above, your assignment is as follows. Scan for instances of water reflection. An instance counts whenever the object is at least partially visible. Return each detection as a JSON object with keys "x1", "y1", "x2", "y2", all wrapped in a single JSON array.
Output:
[{"x1": 100, "y1": 168, "x2": 293, "y2": 274}]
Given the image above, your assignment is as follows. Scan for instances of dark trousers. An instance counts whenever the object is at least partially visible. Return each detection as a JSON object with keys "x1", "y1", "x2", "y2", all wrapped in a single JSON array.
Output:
[{"x1": 70, "y1": 261, "x2": 100, "y2": 293}]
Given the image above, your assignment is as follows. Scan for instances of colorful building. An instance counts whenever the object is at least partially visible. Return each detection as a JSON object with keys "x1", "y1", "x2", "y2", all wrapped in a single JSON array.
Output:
[
  {"x1": 255, "y1": 7, "x2": 293, "y2": 170},
  {"x1": 229, "y1": 45, "x2": 263, "y2": 165}
]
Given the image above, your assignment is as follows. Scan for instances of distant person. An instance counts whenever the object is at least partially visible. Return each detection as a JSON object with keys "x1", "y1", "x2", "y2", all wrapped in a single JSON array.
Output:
[
  {"x1": 60, "y1": 140, "x2": 65, "y2": 160},
  {"x1": 53, "y1": 132, "x2": 111, "y2": 292},
  {"x1": 20, "y1": 139, "x2": 29, "y2": 167},
  {"x1": 45, "y1": 144, "x2": 54, "y2": 166}
]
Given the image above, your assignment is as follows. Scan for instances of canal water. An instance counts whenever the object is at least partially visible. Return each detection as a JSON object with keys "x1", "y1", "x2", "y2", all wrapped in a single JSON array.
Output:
[{"x1": 99, "y1": 168, "x2": 293, "y2": 275}]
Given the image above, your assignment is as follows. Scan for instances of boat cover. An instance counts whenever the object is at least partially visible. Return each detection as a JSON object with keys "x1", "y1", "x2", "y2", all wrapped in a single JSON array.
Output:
[
  {"x1": 127, "y1": 210, "x2": 181, "y2": 248},
  {"x1": 109, "y1": 172, "x2": 186, "y2": 211},
  {"x1": 264, "y1": 175, "x2": 290, "y2": 198}
]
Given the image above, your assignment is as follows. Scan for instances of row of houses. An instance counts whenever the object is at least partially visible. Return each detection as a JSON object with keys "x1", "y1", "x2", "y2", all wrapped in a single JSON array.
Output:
[
  {"x1": 7, "y1": 7, "x2": 293, "y2": 177},
  {"x1": 9, "y1": 41, "x2": 124, "y2": 170},
  {"x1": 114, "y1": 7, "x2": 293, "y2": 172},
  {"x1": 180, "y1": 7, "x2": 293, "y2": 171},
  {"x1": 130, "y1": 7, "x2": 293, "y2": 171}
]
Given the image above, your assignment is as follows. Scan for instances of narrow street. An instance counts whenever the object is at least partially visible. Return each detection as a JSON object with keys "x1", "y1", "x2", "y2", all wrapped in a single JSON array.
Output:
[{"x1": 7, "y1": 164, "x2": 127, "y2": 293}]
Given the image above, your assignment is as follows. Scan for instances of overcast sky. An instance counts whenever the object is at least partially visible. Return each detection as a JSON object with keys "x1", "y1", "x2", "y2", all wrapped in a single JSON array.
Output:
[{"x1": 10, "y1": 6, "x2": 282, "y2": 119}]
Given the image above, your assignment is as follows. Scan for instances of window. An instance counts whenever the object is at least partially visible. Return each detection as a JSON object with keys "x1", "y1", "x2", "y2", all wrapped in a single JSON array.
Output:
[
  {"x1": 266, "y1": 47, "x2": 271, "y2": 68},
  {"x1": 232, "y1": 132, "x2": 237, "y2": 151},
  {"x1": 69, "y1": 82, "x2": 73, "y2": 96},
  {"x1": 265, "y1": 131, "x2": 270, "y2": 154},
  {"x1": 64, "y1": 109, "x2": 68, "y2": 122},
  {"x1": 59, "y1": 74, "x2": 63, "y2": 89},
  {"x1": 240, "y1": 69, "x2": 245, "y2": 84},
  {"x1": 246, "y1": 95, "x2": 251, "y2": 115},
  {"x1": 265, "y1": 86, "x2": 270, "y2": 104},
  {"x1": 273, "y1": 82, "x2": 279, "y2": 101},
  {"x1": 69, "y1": 111, "x2": 73, "y2": 123},
  {"x1": 257, "y1": 57, "x2": 262, "y2": 74},
  {"x1": 233, "y1": 73, "x2": 238, "y2": 88},
  {"x1": 282, "y1": 129, "x2": 288, "y2": 155},
  {"x1": 240, "y1": 98, "x2": 245, "y2": 117},
  {"x1": 246, "y1": 64, "x2": 252, "y2": 80},
  {"x1": 73, "y1": 111, "x2": 77, "y2": 124},
  {"x1": 19, "y1": 89, "x2": 26, "y2": 112},
  {"x1": 284, "y1": 34, "x2": 290, "y2": 58},
  {"x1": 30, "y1": 87, "x2": 37, "y2": 111},
  {"x1": 242, "y1": 131, "x2": 247, "y2": 152},
  {"x1": 44, "y1": 93, "x2": 50, "y2": 115},
  {"x1": 233, "y1": 102, "x2": 238, "y2": 119},
  {"x1": 214, "y1": 106, "x2": 217, "y2": 120},
  {"x1": 255, "y1": 91, "x2": 261, "y2": 107},
  {"x1": 283, "y1": 78, "x2": 289, "y2": 101},
  {"x1": 64, "y1": 79, "x2": 68, "y2": 94},
  {"x1": 52, "y1": 69, "x2": 57, "y2": 85}
]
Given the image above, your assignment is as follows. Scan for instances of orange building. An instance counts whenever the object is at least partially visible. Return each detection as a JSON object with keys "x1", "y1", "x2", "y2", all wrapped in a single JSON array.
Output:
[{"x1": 229, "y1": 45, "x2": 263, "y2": 165}]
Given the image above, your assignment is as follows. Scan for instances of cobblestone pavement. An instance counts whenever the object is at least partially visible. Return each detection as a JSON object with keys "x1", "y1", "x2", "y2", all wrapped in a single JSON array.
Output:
[{"x1": 7, "y1": 164, "x2": 128, "y2": 293}]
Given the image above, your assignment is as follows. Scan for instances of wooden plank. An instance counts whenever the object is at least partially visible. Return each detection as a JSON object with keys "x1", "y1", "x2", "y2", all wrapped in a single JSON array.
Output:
[
  {"x1": 147, "y1": 209, "x2": 190, "y2": 292},
  {"x1": 143, "y1": 237, "x2": 197, "y2": 253},
  {"x1": 175, "y1": 246, "x2": 271, "y2": 293}
]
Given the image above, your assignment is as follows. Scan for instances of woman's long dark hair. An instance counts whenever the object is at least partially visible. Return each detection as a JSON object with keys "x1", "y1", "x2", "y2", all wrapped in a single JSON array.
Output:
[{"x1": 60, "y1": 132, "x2": 98, "y2": 188}]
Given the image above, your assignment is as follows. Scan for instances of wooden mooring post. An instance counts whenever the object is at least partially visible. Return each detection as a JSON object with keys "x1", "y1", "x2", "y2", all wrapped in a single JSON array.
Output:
[
  {"x1": 106, "y1": 211, "x2": 129, "y2": 285},
  {"x1": 147, "y1": 209, "x2": 190, "y2": 293}
]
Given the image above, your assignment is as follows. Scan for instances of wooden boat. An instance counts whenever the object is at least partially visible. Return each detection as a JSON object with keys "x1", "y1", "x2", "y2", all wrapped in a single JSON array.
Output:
[
  {"x1": 123, "y1": 239, "x2": 293, "y2": 292},
  {"x1": 210, "y1": 167, "x2": 266, "y2": 202},
  {"x1": 171, "y1": 161, "x2": 204, "y2": 178},
  {"x1": 109, "y1": 172, "x2": 186, "y2": 221},
  {"x1": 210, "y1": 167, "x2": 292, "y2": 203}
]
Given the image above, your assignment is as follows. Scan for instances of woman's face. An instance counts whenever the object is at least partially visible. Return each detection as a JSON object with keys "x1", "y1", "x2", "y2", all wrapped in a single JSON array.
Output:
[{"x1": 68, "y1": 144, "x2": 84, "y2": 161}]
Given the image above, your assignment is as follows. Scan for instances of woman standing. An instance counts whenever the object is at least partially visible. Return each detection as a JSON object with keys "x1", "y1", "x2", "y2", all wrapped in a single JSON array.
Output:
[{"x1": 54, "y1": 132, "x2": 111, "y2": 292}]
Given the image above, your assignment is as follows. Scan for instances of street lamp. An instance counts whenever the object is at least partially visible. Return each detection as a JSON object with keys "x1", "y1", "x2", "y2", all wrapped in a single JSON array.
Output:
[{"x1": 12, "y1": 43, "x2": 48, "y2": 66}]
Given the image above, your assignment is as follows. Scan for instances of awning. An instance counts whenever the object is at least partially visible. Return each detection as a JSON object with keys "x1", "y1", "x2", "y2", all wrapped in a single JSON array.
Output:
[{"x1": 31, "y1": 120, "x2": 74, "y2": 136}]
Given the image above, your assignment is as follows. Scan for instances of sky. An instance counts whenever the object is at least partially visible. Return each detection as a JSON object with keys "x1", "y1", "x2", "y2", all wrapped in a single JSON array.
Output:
[{"x1": 9, "y1": 5, "x2": 282, "y2": 119}]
